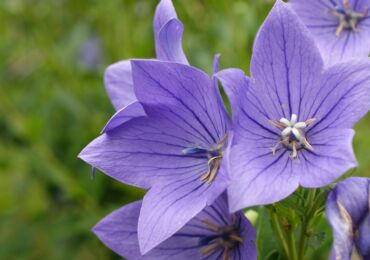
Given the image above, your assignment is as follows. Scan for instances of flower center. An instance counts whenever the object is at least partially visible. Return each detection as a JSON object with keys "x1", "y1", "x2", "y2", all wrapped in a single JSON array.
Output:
[
  {"x1": 182, "y1": 134, "x2": 227, "y2": 184},
  {"x1": 199, "y1": 218, "x2": 243, "y2": 260},
  {"x1": 330, "y1": 0, "x2": 368, "y2": 37},
  {"x1": 269, "y1": 114, "x2": 315, "y2": 159}
]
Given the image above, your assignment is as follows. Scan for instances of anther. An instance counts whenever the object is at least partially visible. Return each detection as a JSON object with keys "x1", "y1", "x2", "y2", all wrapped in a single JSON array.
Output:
[{"x1": 182, "y1": 134, "x2": 228, "y2": 184}]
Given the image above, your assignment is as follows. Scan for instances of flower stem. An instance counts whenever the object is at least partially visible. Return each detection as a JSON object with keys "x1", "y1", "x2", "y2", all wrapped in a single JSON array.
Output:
[
  {"x1": 270, "y1": 209, "x2": 290, "y2": 259},
  {"x1": 298, "y1": 220, "x2": 308, "y2": 260},
  {"x1": 298, "y1": 189, "x2": 317, "y2": 259},
  {"x1": 284, "y1": 221, "x2": 298, "y2": 260}
]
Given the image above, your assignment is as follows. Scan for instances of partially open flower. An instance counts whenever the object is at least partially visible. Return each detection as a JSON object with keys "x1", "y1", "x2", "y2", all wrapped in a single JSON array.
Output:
[
  {"x1": 326, "y1": 177, "x2": 370, "y2": 260},
  {"x1": 93, "y1": 194, "x2": 257, "y2": 260}
]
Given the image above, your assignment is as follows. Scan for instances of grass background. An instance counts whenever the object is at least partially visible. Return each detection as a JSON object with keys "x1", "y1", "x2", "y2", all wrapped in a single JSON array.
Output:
[{"x1": 0, "y1": 0, "x2": 369, "y2": 259}]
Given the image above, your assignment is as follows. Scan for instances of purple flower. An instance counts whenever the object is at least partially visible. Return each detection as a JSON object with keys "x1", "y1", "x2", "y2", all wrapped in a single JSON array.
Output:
[
  {"x1": 326, "y1": 177, "x2": 370, "y2": 260},
  {"x1": 216, "y1": 0, "x2": 370, "y2": 212},
  {"x1": 289, "y1": 0, "x2": 370, "y2": 66},
  {"x1": 93, "y1": 194, "x2": 257, "y2": 260},
  {"x1": 79, "y1": 59, "x2": 231, "y2": 253},
  {"x1": 104, "y1": 0, "x2": 187, "y2": 112}
]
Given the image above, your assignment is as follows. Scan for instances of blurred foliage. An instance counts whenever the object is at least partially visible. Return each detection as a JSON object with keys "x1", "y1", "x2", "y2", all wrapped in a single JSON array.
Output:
[{"x1": 0, "y1": 0, "x2": 369, "y2": 259}]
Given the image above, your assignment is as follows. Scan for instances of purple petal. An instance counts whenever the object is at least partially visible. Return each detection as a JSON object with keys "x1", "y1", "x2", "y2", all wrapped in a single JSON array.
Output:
[
  {"x1": 326, "y1": 177, "x2": 370, "y2": 259},
  {"x1": 212, "y1": 54, "x2": 221, "y2": 74},
  {"x1": 104, "y1": 60, "x2": 137, "y2": 110},
  {"x1": 101, "y1": 101, "x2": 146, "y2": 133},
  {"x1": 227, "y1": 127, "x2": 300, "y2": 211},
  {"x1": 93, "y1": 201, "x2": 203, "y2": 260},
  {"x1": 304, "y1": 61, "x2": 370, "y2": 134},
  {"x1": 215, "y1": 69, "x2": 249, "y2": 121},
  {"x1": 93, "y1": 201, "x2": 143, "y2": 259},
  {"x1": 298, "y1": 129, "x2": 357, "y2": 187},
  {"x1": 131, "y1": 59, "x2": 230, "y2": 145},
  {"x1": 357, "y1": 213, "x2": 370, "y2": 258},
  {"x1": 138, "y1": 169, "x2": 229, "y2": 253},
  {"x1": 154, "y1": 0, "x2": 188, "y2": 64},
  {"x1": 79, "y1": 116, "x2": 214, "y2": 189},
  {"x1": 154, "y1": 0, "x2": 177, "y2": 35},
  {"x1": 94, "y1": 194, "x2": 257, "y2": 259},
  {"x1": 250, "y1": 0, "x2": 324, "y2": 121}
]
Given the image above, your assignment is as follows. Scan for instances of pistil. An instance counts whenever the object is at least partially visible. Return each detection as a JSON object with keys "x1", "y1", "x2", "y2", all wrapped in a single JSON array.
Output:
[
  {"x1": 269, "y1": 114, "x2": 315, "y2": 159},
  {"x1": 330, "y1": 0, "x2": 368, "y2": 37}
]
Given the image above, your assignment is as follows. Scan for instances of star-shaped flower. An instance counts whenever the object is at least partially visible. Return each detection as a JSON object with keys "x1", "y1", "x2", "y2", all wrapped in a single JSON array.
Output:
[
  {"x1": 93, "y1": 194, "x2": 257, "y2": 260},
  {"x1": 326, "y1": 177, "x2": 370, "y2": 260},
  {"x1": 290, "y1": 0, "x2": 370, "y2": 66},
  {"x1": 216, "y1": 0, "x2": 370, "y2": 212},
  {"x1": 79, "y1": 59, "x2": 231, "y2": 253}
]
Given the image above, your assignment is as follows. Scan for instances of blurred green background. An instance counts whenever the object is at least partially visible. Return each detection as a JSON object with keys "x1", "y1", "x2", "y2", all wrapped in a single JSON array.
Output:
[{"x1": 0, "y1": 0, "x2": 369, "y2": 259}]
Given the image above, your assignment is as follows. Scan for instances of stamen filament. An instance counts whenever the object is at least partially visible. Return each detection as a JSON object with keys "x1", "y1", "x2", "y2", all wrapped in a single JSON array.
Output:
[
  {"x1": 202, "y1": 219, "x2": 221, "y2": 232},
  {"x1": 202, "y1": 240, "x2": 222, "y2": 255},
  {"x1": 223, "y1": 248, "x2": 230, "y2": 260},
  {"x1": 201, "y1": 155, "x2": 223, "y2": 184},
  {"x1": 269, "y1": 119, "x2": 286, "y2": 129}
]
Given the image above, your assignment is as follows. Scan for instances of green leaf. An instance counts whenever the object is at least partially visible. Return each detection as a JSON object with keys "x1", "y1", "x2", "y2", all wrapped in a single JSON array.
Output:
[{"x1": 308, "y1": 232, "x2": 326, "y2": 249}]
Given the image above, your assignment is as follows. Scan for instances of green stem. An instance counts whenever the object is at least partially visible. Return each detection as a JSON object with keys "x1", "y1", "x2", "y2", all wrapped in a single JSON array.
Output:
[
  {"x1": 270, "y1": 209, "x2": 290, "y2": 259},
  {"x1": 285, "y1": 222, "x2": 298, "y2": 260},
  {"x1": 298, "y1": 220, "x2": 308, "y2": 260},
  {"x1": 298, "y1": 189, "x2": 317, "y2": 260}
]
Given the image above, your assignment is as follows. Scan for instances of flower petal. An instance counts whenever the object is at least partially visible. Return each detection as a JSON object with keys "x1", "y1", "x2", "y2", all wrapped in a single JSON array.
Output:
[
  {"x1": 101, "y1": 101, "x2": 146, "y2": 133},
  {"x1": 104, "y1": 60, "x2": 136, "y2": 110},
  {"x1": 304, "y1": 61, "x2": 370, "y2": 135},
  {"x1": 227, "y1": 126, "x2": 300, "y2": 211},
  {"x1": 131, "y1": 59, "x2": 230, "y2": 145},
  {"x1": 79, "y1": 116, "x2": 214, "y2": 189},
  {"x1": 93, "y1": 201, "x2": 143, "y2": 259},
  {"x1": 230, "y1": 212, "x2": 257, "y2": 260},
  {"x1": 93, "y1": 201, "x2": 203, "y2": 260},
  {"x1": 154, "y1": 0, "x2": 188, "y2": 64},
  {"x1": 138, "y1": 166, "x2": 229, "y2": 253},
  {"x1": 215, "y1": 68, "x2": 250, "y2": 122},
  {"x1": 357, "y1": 213, "x2": 370, "y2": 257},
  {"x1": 299, "y1": 129, "x2": 357, "y2": 187},
  {"x1": 326, "y1": 177, "x2": 370, "y2": 259},
  {"x1": 250, "y1": 0, "x2": 324, "y2": 121}
]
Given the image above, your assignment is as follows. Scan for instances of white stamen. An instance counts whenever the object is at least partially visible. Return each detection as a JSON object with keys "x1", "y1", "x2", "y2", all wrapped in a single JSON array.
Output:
[{"x1": 280, "y1": 118, "x2": 291, "y2": 127}]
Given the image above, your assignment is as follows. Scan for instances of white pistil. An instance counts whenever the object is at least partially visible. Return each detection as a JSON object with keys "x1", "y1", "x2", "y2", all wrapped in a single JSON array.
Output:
[{"x1": 269, "y1": 114, "x2": 316, "y2": 159}]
